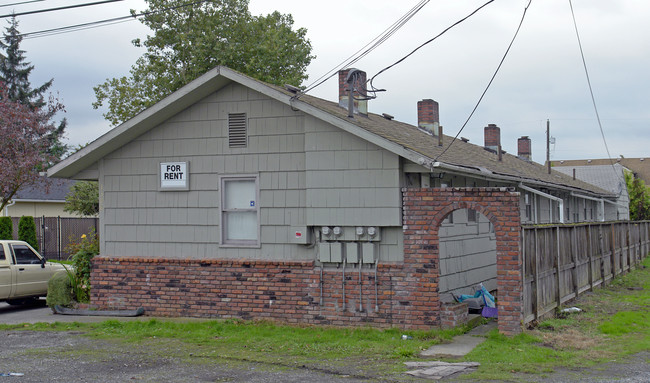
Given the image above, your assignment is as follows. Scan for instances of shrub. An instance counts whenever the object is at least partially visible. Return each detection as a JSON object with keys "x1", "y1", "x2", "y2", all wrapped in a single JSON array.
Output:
[
  {"x1": 0, "y1": 217, "x2": 12, "y2": 239},
  {"x1": 46, "y1": 271, "x2": 74, "y2": 309},
  {"x1": 18, "y1": 216, "x2": 39, "y2": 250},
  {"x1": 66, "y1": 231, "x2": 99, "y2": 303}
]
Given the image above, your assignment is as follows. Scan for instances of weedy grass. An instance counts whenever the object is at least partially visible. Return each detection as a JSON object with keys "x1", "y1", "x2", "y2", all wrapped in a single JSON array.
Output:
[
  {"x1": 462, "y1": 256, "x2": 650, "y2": 381},
  {"x1": 1, "y1": 317, "x2": 468, "y2": 376}
]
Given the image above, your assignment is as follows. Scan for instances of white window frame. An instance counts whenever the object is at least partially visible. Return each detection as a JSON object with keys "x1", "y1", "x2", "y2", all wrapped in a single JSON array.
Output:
[{"x1": 219, "y1": 174, "x2": 260, "y2": 248}]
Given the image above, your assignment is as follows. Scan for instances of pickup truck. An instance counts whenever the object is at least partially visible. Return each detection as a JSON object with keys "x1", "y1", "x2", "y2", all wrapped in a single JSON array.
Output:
[{"x1": 0, "y1": 240, "x2": 68, "y2": 305}]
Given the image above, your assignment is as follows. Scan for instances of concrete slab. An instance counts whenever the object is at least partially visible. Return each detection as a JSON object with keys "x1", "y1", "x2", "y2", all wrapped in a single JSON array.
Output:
[
  {"x1": 420, "y1": 320, "x2": 496, "y2": 357},
  {"x1": 420, "y1": 335, "x2": 486, "y2": 357},
  {"x1": 405, "y1": 361, "x2": 480, "y2": 380}
]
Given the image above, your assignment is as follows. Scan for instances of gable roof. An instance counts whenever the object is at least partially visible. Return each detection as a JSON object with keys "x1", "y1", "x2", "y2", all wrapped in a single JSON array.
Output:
[
  {"x1": 49, "y1": 66, "x2": 613, "y2": 198},
  {"x1": 14, "y1": 176, "x2": 76, "y2": 202},
  {"x1": 552, "y1": 158, "x2": 650, "y2": 184},
  {"x1": 553, "y1": 164, "x2": 627, "y2": 196}
]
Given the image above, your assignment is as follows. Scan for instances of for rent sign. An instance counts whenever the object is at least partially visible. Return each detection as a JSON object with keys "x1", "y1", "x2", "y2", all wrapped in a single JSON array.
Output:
[{"x1": 160, "y1": 162, "x2": 189, "y2": 190}]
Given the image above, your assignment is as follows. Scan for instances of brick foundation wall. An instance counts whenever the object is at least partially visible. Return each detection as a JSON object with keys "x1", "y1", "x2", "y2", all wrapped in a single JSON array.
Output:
[
  {"x1": 90, "y1": 257, "x2": 438, "y2": 328},
  {"x1": 440, "y1": 302, "x2": 469, "y2": 329}
]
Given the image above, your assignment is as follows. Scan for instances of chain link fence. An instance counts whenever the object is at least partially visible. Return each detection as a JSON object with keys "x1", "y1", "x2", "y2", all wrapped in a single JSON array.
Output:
[{"x1": 10, "y1": 216, "x2": 99, "y2": 260}]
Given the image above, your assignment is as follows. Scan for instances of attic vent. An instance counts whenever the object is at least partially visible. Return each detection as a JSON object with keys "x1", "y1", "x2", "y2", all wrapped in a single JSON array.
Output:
[
  {"x1": 382, "y1": 113, "x2": 394, "y2": 120},
  {"x1": 460, "y1": 137, "x2": 469, "y2": 143},
  {"x1": 228, "y1": 113, "x2": 247, "y2": 148}
]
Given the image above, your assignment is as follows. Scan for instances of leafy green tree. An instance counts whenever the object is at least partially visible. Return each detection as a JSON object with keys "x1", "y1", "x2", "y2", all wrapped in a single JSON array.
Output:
[
  {"x1": 0, "y1": 216, "x2": 12, "y2": 240},
  {"x1": 93, "y1": 0, "x2": 314, "y2": 126},
  {"x1": 18, "y1": 216, "x2": 38, "y2": 250},
  {"x1": 0, "y1": 16, "x2": 68, "y2": 167},
  {"x1": 625, "y1": 171, "x2": 650, "y2": 221},
  {"x1": 64, "y1": 181, "x2": 99, "y2": 217}
]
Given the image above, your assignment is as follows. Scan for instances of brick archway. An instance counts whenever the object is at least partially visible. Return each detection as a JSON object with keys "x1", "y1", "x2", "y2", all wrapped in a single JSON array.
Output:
[{"x1": 402, "y1": 187, "x2": 523, "y2": 335}]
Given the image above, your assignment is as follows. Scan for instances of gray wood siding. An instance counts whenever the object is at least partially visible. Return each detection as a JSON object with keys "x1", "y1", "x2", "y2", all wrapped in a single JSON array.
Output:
[
  {"x1": 304, "y1": 116, "x2": 401, "y2": 226},
  {"x1": 99, "y1": 83, "x2": 405, "y2": 262},
  {"x1": 438, "y1": 209, "x2": 497, "y2": 301},
  {"x1": 100, "y1": 83, "x2": 312, "y2": 260}
]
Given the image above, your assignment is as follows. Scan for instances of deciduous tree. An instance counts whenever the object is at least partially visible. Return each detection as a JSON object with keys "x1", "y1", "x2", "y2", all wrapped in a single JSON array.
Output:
[
  {"x1": 625, "y1": 170, "x2": 650, "y2": 221},
  {"x1": 64, "y1": 181, "x2": 99, "y2": 217},
  {"x1": 0, "y1": 83, "x2": 64, "y2": 213},
  {"x1": 0, "y1": 16, "x2": 68, "y2": 166},
  {"x1": 93, "y1": 0, "x2": 314, "y2": 126}
]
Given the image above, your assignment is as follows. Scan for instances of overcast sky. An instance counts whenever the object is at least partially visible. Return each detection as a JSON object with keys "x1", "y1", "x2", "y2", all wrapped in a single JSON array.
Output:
[{"x1": 10, "y1": 0, "x2": 650, "y2": 164}]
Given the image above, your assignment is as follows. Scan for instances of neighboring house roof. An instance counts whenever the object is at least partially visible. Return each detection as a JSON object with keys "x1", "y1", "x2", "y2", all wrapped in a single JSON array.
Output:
[
  {"x1": 552, "y1": 158, "x2": 650, "y2": 184},
  {"x1": 553, "y1": 164, "x2": 627, "y2": 196},
  {"x1": 49, "y1": 66, "x2": 613, "y2": 198},
  {"x1": 14, "y1": 176, "x2": 77, "y2": 202}
]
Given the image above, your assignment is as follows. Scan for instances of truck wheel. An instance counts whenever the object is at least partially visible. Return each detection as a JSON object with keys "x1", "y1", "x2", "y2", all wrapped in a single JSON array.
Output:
[{"x1": 6, "y1": 298, "x2": 38, "y2": 306}]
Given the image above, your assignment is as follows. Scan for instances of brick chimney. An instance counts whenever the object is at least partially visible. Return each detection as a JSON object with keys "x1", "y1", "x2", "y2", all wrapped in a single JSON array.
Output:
[
  {"x1": 338, "y1": 69, "x2": 367, "y2": 116},
  {"x1": 417, "y1": 99, "x2": 439, "y2": 136},
  {"x1": 518, "y1": 136, "x2": 532, "y2": 161},
  {"x1": 484, "y1": 124, "x2": 500, "y2": 152}
]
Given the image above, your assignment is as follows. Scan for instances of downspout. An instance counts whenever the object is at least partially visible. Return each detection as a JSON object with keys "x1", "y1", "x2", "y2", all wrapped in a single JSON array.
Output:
[
  {"x1": 4, "y1": 200, "x2": 15, "y2": 216},
  {"x1": 571, "y1": 192, "x2": 607, "y2": 222},
  {"x1": 519, "y1": 184, "x2": 564, "y2": 223}
]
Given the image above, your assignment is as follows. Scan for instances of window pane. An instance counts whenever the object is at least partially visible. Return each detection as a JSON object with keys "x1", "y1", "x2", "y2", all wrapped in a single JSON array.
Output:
[
  {"x1": 224, "y1": 180, "x2": 256, "y2": 209},
  {"x1": 224, "y1": 211, "x2": 257, "y2": 241},
  {"x1": 13, "y1": 245, "x2": 40, "y2": 264},
  {"x1": 0, "y1": 246, "x2": 4, "y2": 261}
]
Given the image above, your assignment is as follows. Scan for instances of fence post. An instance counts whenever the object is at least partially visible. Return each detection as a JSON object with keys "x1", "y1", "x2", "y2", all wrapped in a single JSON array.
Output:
[
  {"x1": 587, "y1": 224, "x2": 594, "y2": 290},
  {"x1": 534, "y1": 227, "x2": 541, "y2": 321},
  {"x1": 571, "y1": 225, "x2": 578, "y2": 298},
  {"x1": 611, "y1": 223, "x2": 617, "y2": 278},
  {"x1": 57, "y1": 216, "x2": 61, "y2": 261},
  {"x1": 555, "y1": 226, "x2": 562, "y2": 306}
]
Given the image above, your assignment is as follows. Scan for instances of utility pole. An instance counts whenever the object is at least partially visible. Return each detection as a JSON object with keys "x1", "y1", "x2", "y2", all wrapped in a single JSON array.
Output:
[{"x1": 546, "y1": 119, "x2": 551, "y2": 174}]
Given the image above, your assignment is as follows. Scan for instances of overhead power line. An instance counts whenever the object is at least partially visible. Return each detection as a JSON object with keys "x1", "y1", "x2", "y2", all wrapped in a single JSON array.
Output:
[
  {"x1": 0, "y1": 0, "x2": 45, "y2": 9},
  {"x1": 0, "y1": 0, "x2": 125, "y2": 19},
  {"x1": 301, "y1": 0, "x2": 430, "y2": 95},
  {"x1": 368, "y1": 0, "x2": 495, "y2": 93},
  {"x1": 433, "y1": 0, "x2": 533, "y2": 163},
  {"x1": 568, "y1": 0, "x2": 620, "y2": 183},
  {"x1": 20, "y1": 0, "x2": 210, "y2": 39}
]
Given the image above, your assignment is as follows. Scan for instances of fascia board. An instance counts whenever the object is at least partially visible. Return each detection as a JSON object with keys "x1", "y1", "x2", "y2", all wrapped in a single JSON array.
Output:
[{"x1": 49, "y1": 67, "x2": 233, "y2": 179}]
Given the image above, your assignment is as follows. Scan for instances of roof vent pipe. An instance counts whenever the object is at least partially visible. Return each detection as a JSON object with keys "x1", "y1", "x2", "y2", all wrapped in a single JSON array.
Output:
[{"x1": 438, "y1": 125, "x2": 443, "y2": 146}]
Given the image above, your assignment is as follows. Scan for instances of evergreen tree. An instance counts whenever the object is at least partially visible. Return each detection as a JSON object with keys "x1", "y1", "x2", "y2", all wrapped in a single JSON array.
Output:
[
  {"x1": 18, "y1": 216, "x2": 38, "y2": 251},
  {"x1": 0, "y1": 16, "x2": 67, "y2": 166},
  {"x1": 0, "y1": 217, "x2": 12, "y2": 240}
]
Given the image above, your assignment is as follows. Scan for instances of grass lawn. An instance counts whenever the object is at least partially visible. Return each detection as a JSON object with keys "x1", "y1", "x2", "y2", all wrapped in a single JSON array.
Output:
[{"x1": 1, "y1": 257, "x2": 648, "y2": 381}]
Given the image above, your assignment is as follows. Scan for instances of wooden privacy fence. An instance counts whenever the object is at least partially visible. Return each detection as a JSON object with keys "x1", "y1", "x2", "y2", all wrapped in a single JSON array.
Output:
[{"x1": 522, "y1": 221, "x2": 650, "y2": 324}]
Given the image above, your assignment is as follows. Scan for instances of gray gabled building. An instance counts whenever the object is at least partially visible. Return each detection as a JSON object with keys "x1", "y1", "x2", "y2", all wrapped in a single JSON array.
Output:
[{"x1": 48, "y1": 66, "x2": 619, "y2": 325}]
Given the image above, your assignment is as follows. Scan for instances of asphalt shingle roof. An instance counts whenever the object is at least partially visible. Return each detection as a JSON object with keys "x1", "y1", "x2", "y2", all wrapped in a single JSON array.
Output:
[
  {"x1": 286, "y1": 89, "x2": 613, "y2": 197},
  {"x1": 15, "y1": 176, "x2": 76, "y2": 201},
  {"x1": 554, "y1": 164, "x2": 626, "y2": 195}
]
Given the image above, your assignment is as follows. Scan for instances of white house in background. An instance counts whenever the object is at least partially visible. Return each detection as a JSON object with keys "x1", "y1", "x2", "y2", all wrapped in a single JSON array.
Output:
[
  {"x1": 2, "y1": 176, "x2": 86, "y2": 218},
  {"x1": 554, "y1": 163, "x2": 629, "y2": 221}
]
